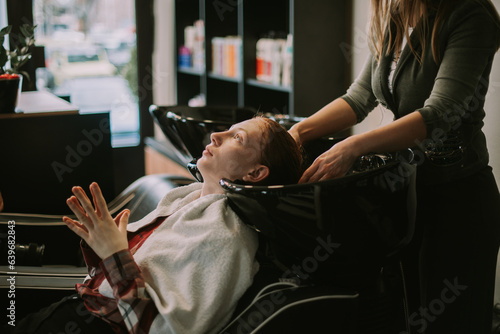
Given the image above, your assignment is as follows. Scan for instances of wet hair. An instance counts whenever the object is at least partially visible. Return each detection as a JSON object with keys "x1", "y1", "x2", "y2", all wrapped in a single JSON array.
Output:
[{"x1": 253, "y1": 116, "x2": 303, "y2": 186}]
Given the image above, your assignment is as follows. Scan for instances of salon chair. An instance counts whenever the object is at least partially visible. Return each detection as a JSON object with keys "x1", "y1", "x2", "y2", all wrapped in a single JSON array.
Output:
[
  {"x1": 151, "y1": 105, "x2": 417, "y2": 333},
  {"x1": 0, "y1": 173, "x2": 194, "y2": 319}
]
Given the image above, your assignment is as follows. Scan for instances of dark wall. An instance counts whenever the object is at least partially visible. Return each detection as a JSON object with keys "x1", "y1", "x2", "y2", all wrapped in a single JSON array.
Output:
[{"x1": 0, "y1": 113, "x2": 115, "y2": 214}]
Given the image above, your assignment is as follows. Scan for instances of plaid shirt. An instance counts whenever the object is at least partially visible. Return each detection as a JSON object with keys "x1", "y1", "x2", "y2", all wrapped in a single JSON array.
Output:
[{"x1": 76, "y1": 217, "x2": 165, "y2": 334}]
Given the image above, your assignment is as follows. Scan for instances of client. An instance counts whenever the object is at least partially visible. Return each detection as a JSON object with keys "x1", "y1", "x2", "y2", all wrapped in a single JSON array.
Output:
[{"x1": 8, "y1": 117, "x2": 303, "y2": 334}]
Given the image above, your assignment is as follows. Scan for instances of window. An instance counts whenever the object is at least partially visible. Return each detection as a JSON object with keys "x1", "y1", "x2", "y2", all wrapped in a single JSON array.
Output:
[
  {"x1": 0, "y1": 0, "x2": 7, "y2": 33},
  {"x1": 33, "y1": 0, "x2": 139, "y2": 147}
]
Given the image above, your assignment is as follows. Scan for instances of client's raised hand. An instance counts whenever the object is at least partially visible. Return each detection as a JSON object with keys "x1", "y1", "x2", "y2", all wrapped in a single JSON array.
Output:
[{"x1": 63, "y1": 182, "x2": 130, "y2": 260}]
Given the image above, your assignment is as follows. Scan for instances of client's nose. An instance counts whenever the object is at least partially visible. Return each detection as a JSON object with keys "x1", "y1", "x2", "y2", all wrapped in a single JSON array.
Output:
[
  {"x1": 210, "y1": 130, "x2": 229, "y2": 146},
  {"x1": 210, "y1": 132, "x2": 222, "y2": 146}
]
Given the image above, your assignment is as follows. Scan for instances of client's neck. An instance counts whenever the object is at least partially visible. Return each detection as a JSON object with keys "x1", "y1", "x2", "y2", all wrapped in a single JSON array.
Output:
[{"x1": 200, "y1": 180, "x2": 225, "y2": 197}]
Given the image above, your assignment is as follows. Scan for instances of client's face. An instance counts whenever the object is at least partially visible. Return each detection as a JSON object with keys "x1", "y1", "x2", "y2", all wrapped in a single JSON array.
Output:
[{"x1": 197, "y1": 118, "x2": 268, "y2": 184}]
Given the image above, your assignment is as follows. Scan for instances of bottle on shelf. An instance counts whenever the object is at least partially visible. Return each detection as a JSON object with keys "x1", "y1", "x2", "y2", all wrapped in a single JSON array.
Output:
[
  {"x1": 256, "y1": 34, "x2": 273, "y2": 83},
  {"x1": 178, "y1": 45, "x2": 192, "y2": 69},
  {"x1": 192, "y1": 20, "x2": 205, "y2": 72},
  {"x1": 271, "y1": 35, "x2": 286, "y2": 86},
  {"x1": 256, "y1": 32, "x2": 290, "y2": 86},
  {"x1": 179, "y1": 20, "x2": 205, "y2": 72},
  {"x1": 282, "y1": 34, "x2": 293, "y2": 87},
  {"x1": 211, "y1": 35, "x2": 242, "y2": 79}
]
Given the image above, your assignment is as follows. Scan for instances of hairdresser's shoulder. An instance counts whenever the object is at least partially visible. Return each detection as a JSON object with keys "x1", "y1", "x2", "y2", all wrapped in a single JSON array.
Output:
[
  {"x1": 446, "y1": 0, "x2": 499, "y2": 25},
  {"x1": 443, "y1": 0, "x2": 500, "y2": 44}
]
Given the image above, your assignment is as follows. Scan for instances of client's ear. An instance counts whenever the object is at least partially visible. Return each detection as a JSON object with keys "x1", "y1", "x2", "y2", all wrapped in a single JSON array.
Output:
[{"x1": 242, "y1": 165, "x2": 270, "y2": 184}]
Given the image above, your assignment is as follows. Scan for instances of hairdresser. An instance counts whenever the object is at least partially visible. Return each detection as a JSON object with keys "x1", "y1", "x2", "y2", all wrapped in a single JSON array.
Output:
[{"x1": 289, "y1": 0, "x2": 500, "y2": 332}]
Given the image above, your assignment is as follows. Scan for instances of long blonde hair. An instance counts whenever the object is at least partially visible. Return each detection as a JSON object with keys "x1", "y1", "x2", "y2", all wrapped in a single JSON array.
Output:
[{"x1": 369, "y1": 0, "x2": 500, "y2": 64}]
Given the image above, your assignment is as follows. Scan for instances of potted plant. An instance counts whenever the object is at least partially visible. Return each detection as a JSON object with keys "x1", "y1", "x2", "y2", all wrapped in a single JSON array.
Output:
[{"x1": 0, "y1": 24, "x2": 36, "y2": 113}]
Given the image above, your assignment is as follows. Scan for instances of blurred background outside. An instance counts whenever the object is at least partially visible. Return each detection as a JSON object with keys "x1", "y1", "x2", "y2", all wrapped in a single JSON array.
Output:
[{"x1": 33, "y1": 0, "x2": 139, "y2": 147}]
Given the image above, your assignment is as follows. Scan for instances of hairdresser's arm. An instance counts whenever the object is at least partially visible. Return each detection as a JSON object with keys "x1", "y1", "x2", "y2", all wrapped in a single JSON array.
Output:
[
  {"x1": 290, "y1": 54, "x2": 382, "y2": 145},
  {"x1": 299, "y1": 111, "x2": 427, "y2": 183},
  {"x1": 289, "y1": 98, "x2": 358, "y2": 145}
]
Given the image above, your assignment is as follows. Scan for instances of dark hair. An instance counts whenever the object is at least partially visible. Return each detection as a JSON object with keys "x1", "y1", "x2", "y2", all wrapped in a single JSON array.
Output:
[{"x1": 254, "y1": 117, "x2": 303, "y2": 186}]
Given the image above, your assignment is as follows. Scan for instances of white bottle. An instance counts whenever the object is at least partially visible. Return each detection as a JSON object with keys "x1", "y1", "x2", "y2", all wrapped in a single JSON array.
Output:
[
  {"x1": 256, "y1": 36, "x2": 267, "y2": 81},
  {"x1": 211, "y1": 37, "x2": 224, "y2": 75},
  {"x1": 282, "y1": 34, "x2": 293, "y2": 87},
  {"x1": 193, "y1": 20, "x2": 205, "y2": 71},
  {"x1": 256, "y1": 36, "x2": 273, "y2": 83},
  {"x1": 233, "y1": 36, "x2": 242, "y2": 79},
  {"x1": 271, "y1": 38, "x2": 286, "y2": 86},
  {"x1": 184, "y1": 25, "x2": 196, "y2": 54}
]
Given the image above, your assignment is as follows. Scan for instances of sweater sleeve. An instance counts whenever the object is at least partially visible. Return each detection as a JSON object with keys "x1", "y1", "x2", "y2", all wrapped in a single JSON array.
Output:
[
  {"x1": 341, "y1": 54, "x2": 379, "y2": 123},
  {"x1": 416, "y1": 3, "x2": 500, "y2": 136},
  {"x1": 100, "y1": 249, "x2": 158, "y2": 334}
]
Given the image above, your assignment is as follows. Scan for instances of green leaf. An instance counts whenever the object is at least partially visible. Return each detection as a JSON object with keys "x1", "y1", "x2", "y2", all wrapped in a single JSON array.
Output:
[
  {"x1": 20, "y1": 70, "x2": 30, "y2": 81},
  {"x1": 0, "y1": 48, "x2": 8, "y2": 68},
  {"x1": 16, "y1": 56, "x2": 31, "y2": 69},
  {"x1": 19, "y1": 25, "x2": 30, "y2": 38},
  {"x1": 0, "y1": 25, "x2": 12, "y2": 36},
  {"x1": 20, "y1": 25, "x2": 35, "y2": 44}
]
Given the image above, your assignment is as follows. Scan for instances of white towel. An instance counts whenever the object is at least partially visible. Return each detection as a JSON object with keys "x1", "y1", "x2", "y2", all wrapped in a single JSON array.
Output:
[{"x1": 99, "y1": 182, "x2": 259, "y2": 334}]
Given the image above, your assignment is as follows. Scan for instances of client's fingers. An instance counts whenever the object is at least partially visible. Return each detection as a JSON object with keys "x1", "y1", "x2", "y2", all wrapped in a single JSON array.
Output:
[
  {"x1": 66, "y1": 196, "x2": 94, "y2": 229},
  {"x1": 115, "y1": 209, "x2": 130, "y2": 233},
  {"x1": 71, "y1": 186, "x2": 99, "y2": 222},
  {"x1": 62, "y1": 216, "x2": 89, "y2": 241},
  {"x1": 90, "y1": 182, "x2": 110, "y2": 219}
]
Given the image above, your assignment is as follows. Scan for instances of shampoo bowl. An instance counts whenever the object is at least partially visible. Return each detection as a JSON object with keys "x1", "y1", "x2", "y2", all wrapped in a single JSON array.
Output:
[{"x1": 220, "y1": 154, "x2": 417, "y2": 289}]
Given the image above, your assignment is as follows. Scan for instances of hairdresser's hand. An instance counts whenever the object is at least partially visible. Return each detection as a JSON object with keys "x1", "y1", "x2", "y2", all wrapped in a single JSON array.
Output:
[
  {"x1": 299, "y1": 139, "x2": 358, "y2": 183},
  {"x1": 63, "y1": 182, "x2": 130, "y2": 260}
]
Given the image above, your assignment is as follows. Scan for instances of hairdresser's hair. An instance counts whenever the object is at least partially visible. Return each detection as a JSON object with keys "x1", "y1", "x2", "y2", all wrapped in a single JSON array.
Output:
[
  {"x1": 254, "y1": 117, "x2": 303, "y2": 186},
  {"x1": 369, "y1": 0, "x2": 500, "y2": 64}
]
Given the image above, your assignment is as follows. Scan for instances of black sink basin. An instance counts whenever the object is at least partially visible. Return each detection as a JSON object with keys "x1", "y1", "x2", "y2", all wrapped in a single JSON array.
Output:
[{"x1": 220, "y1": 155, "x2": 417, "y2": 288}]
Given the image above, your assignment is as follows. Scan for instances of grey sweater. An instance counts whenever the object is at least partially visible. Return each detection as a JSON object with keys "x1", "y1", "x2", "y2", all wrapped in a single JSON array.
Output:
[{"x1": 342, "y1": 0, "x2": 500, "y2": 185}]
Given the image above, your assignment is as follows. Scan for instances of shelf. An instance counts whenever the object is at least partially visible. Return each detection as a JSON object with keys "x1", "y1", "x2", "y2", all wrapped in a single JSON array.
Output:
[
  {"x1": 174, "y1": 0, "x2": 350, "y2": 117},
  {"x1": 178, "y1": 67, "x2": 204, "y2": 76},
  {"x1": 207, "y1": 72, "x2": 242, "y2": 83},
  {"x1": 246, "y1": 78, "x2": 292, "y2": 93}
]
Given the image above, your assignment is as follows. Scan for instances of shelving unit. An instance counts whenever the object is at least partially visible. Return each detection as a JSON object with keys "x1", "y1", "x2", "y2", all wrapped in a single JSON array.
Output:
[{"x1": 174, "y1": 0, "x2": 351, "y2": 117}]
